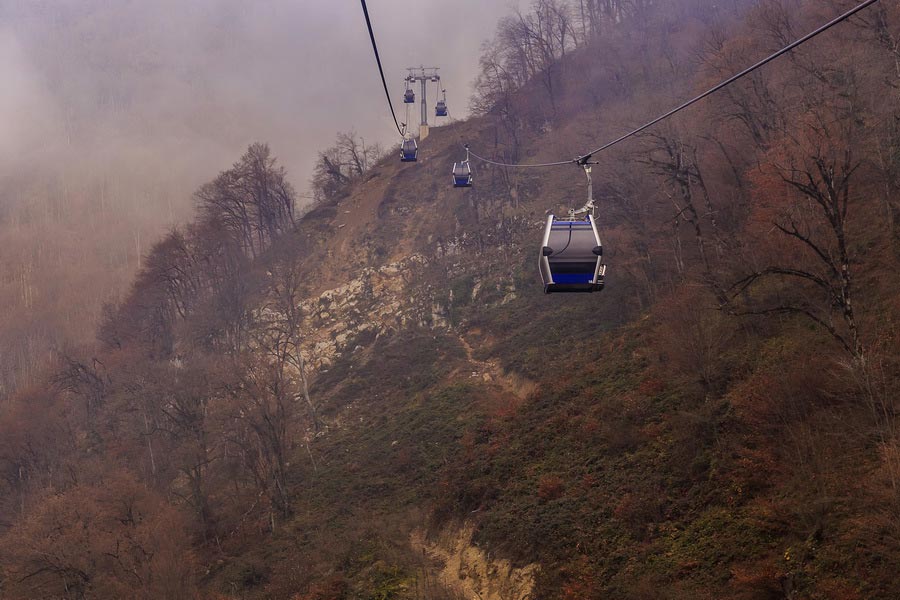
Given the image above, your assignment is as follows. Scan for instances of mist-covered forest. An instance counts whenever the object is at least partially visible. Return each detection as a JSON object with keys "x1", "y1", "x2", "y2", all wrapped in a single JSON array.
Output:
[
  {"x1": 2, "y1": 0, "x2": 900, "y2": 598},
  {"x1": 0, "y1": 0, "x2": 500, "y2": 395}
]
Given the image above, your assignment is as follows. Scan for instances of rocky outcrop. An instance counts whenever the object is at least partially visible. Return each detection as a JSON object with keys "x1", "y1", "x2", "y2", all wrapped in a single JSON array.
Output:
[
  {"x1": 412, "y1": 524, "x2": 538, "y2": 600},
  {"x1": 296, "y1": 254, "x2": 445, "y2": 369}
]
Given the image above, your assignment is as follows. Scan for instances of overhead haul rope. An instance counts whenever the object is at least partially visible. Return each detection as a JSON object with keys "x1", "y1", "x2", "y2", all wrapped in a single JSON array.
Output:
[
  {"x1": 467, "y1": 146, "x2": 573, "y2": 168},
  {"x1": 359, "y1": 0, "x2": 405, "y2": 136},
  {"x1": 463, "y1": 0, "x2": 880, "y2": 169}
]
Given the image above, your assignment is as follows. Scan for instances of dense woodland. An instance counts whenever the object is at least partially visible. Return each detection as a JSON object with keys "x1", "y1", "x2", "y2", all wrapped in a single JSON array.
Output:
[{"x1": 2, "y1": 0, "x2": 900, "y2": 598}]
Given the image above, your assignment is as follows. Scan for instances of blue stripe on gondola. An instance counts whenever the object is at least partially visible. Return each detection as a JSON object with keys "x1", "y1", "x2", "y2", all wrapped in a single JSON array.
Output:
[{"x1": 553, "y1": 273, "x2": 594, "y2": 283}]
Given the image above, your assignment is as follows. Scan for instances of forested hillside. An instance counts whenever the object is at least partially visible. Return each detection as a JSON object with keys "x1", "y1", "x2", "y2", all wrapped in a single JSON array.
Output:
[
  {"x1": 0, "y1": 0, "x2": 378, "y2": 396},
  {"x1": 2, "y1": 0, "x2": 900, "y2": 598}
]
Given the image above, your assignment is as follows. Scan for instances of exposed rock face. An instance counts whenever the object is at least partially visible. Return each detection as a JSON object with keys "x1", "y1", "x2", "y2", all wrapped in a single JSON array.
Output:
[
  {"x1": 412, "y1": 524, "x2": 538, "y2": 600},
  {"x1": 296, "y1": 254, "x2": 447, "y2": 369}
]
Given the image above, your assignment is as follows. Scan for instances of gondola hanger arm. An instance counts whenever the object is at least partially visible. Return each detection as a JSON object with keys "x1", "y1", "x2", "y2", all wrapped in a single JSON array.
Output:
[{"x1": 569, "y1": 161, "x2": 598, "y2": 218}]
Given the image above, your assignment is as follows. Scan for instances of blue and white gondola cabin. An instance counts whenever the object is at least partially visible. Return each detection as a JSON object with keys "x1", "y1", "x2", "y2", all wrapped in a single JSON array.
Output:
[
  {"x1": 400, "y1": 138, "x2": 418, "y2": 162},
  {"x1": 452, "y1": 162, "x2": 472, "y2": 187},
  {"x1": 539, "y1": 214, "x2": 605, "y2": 293}
]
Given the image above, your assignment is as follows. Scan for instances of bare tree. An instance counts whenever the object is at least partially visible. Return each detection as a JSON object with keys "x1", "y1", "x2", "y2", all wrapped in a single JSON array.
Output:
[
  {"x1": 221, "y1": 351, "x2": 296, "y2": 522},
  {"x1": 726, "y1": 116, "x2": 864, "y2": 361},
  {"x1": 52, "y1": 355, "x2": 110, "y2": 421},
  {"x1": 311, "y1": 132, "x2": 384, "y2": 204},
  {"x1": 261, "y1": 258, "x2": 319, "y2": 435},
  {"x1": 155, "y1": 364, "x2": 218, "y2": 539},
  {"x1": 640, "y1": 131, "x2": 724, "y2": 297},
  {"x1": 196, "y1": 143, "x2": 295, "y2": 259}
]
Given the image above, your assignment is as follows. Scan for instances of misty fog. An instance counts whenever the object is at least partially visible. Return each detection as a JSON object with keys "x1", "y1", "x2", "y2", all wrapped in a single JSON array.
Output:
[
  {"x1": 0, "y1": 0, "x2": 517, "y2": 392},
  {"x1": 2, "y1": 0, "x2": 518, "y2": 205}
]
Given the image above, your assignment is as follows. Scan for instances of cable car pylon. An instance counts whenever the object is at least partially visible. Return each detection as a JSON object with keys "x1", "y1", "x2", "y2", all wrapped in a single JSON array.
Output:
[{"x1": 405, "y1": 66, "x2": 440, "y2": 139}]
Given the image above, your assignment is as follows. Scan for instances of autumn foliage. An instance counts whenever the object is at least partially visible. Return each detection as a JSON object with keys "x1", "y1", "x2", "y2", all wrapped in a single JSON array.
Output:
[{"x1": 1, "y1": 0, "x2": 900, "y2": 599}]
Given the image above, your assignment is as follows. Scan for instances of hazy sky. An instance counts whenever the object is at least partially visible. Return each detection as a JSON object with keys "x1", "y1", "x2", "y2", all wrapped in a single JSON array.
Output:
[
  {"x1": 269, "y1": 0, "x2": 520, "y2": 194},
  {"x1": 2, "y1": 0, "x2": 521, "y2": 204}
]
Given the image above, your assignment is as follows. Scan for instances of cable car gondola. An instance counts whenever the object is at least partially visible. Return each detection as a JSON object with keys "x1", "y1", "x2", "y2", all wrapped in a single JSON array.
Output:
[
  {"x1": 538, "y1": 161, "x2": 606, "y2": 293},
  {"x1": 452, "y1": 146, "x2": 472, "y2": 187},
  {"x1": 400, "y1": 137, "x2": 418, "y2": 162},
  {"x1": 539, "y1": 214, "x2": 605, "y2": 293},
  {"x1": 435, "y1": 89, "x2": 448, "y2": 117},
  {"x1": 452, "y1": 161, "x2": 472, "y2": 187},
  {"x1": 403, "y1": 86, "x2": 415, "y2": 104}
]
